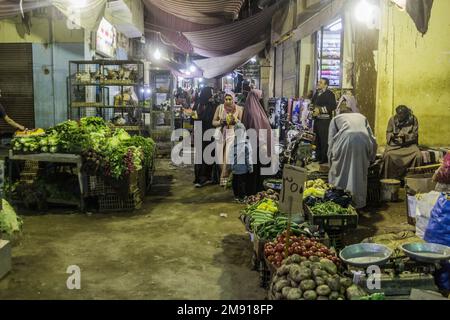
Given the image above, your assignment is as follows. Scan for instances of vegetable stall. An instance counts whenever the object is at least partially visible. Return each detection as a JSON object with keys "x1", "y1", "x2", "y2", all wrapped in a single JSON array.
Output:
[{"x1": 6, "y1": 117, "x2": 156, "y2": 212}]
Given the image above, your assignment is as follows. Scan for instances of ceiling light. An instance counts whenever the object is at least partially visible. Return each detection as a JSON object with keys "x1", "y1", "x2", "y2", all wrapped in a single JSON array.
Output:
[
  {"x1": 355, "y1": 0, "x2": 376, "y2": 23},
  {"x1": 153, "y1": 48, "x2": 161, "y2": 60}
]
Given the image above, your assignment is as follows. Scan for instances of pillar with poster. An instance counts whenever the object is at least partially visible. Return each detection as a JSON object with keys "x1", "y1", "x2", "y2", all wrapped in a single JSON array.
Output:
[{"x1": 279, "y1": 164, "x2": 308, "y2": 223}]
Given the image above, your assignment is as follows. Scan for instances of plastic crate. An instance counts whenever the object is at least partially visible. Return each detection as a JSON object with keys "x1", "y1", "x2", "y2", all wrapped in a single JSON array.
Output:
[
  {"x1": 304, "y1": 205, "x2": 358, "y2": 232},
  {"x1": 98, "y1": 191, "x2": 142, "y2": 212},
  {"x1": 367, "y1": 178, "x2": 381, "y2": 204}
]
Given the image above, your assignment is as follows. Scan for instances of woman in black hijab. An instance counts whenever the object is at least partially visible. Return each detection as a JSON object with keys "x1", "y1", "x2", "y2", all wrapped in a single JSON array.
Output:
[{"x1": 194, "y1": 86, "x2": 218, "y2": 187}]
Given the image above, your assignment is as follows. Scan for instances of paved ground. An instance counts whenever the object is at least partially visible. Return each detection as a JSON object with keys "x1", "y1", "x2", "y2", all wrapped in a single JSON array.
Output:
[{"x1": 0, "y1": 159, "x2": 414, "y2": 300}]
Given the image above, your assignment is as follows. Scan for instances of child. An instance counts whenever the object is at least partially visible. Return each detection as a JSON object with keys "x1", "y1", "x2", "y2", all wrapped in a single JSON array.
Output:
[{"x1": 228, "y1": 122, "x2": 253, "y2": 202}]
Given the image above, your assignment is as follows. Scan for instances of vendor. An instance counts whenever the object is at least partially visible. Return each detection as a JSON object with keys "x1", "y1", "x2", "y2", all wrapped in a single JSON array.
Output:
[
  {"x1": 328, "y1": 104, "x2": 377, "y2": 209},
  {"x1": 312, "y1": 78, "x2": 337, "y2": 164},
  {"x1": 0, "y1": 89, "x2": 28, "y2": 131},
  {"x1": 381, "y1": 105, "x2": 422, "y2": 179}
]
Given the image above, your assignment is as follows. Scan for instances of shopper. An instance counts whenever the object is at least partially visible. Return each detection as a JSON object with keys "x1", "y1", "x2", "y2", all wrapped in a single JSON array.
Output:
[
  {"x1": 312, "y1": 78, "x2": 337, "y2": 164},
  {"x1": 0, "y1": 89, "x2": 28, "y2": 131},
  {"x1": 212, "y1": 91, "x2": 243, "y2": 187},
  {"x1": 381, "y1": 105, "x2": 422, "y2": 179},
  {"x1": 194, "y1": 86, "x2": 217, "y2": 188},
  {"x1": 228, "y1": 122, "x2": 253, "y2": 202},
  {"x1": 328, "y1": 105, "x2": 378, "y2": 209},
  {"x1": 242, "y1": 89, "x2": 272, "y2": 195}
]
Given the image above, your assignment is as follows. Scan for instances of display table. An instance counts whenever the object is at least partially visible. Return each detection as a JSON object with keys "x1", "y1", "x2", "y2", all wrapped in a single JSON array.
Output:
[{"x1": 8, "y1": 150, "x2": 85, "y2": 211}]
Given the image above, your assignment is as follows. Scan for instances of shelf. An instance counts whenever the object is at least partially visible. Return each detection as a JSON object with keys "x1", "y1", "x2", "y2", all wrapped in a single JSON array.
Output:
[
  {"x1": 72, "y1": 82, "x2": 139, "y2": 86},
  {"x1": 71, "y1": 104, "x2": 143, "y2": 108}
]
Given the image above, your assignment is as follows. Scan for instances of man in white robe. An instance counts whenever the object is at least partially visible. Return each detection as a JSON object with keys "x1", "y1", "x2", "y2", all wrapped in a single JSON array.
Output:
[{"x1": 328, "y1": 105, "x2": 378, "y2": 209}]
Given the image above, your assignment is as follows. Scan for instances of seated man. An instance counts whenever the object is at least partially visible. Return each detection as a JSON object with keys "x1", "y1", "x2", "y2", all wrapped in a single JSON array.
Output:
[{"x1": 381, "y1": 105, "x2": 422, "y2": 179}]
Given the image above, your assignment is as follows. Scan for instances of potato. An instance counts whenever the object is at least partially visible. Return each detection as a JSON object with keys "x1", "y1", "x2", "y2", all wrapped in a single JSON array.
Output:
[
  {"x1": 300, "y1": 261, "x2": 313, "y2": 269},
  {"x1": 316, "y1": 284, "x2": 331, "y2": 296},
  {"x1": 314, "y1": 276, "x2": 325, "y2": 286},
  {"x1": 346, "y1": 285, "x2": 367, "y2": 300},
  {"x1": 300, "y1": 279, "x2": 316, "y2": 291},
  {"x1": 309, "y1": 255, "x2": 320, "y2": 262},
  {"x1": 298, "y1": 267, "x2": 312, "y2": 281},
  {"x1": 290, "y1": 280, "x2": 298, "y2": 287},
  {"x1": 320, "y1": 258, "x2": 337, "y2": 275},
  {"x1": 277, "y1": 264, "x2": 290, "y2": 276},
  {"x1": 299, "y1": 256, "x2": 308, "y2": 262},
  {"x1": 313, "y1": 269, "x2": 327, "y2": 278},
  {"x1": 329, "y1": 291, "x2": 340, "y2": 300},
  {"x1": 340, "y1": 277, "x2": 353, "y2": 289},
  {"x1": 303, "y1": 290, "x2": 317, "y2": 300},
  {"x1": 290, "y1": 254, "x2": 302, "y2": 264},
  {"x1": 327, "y1": 275, "x2": 341, "y2": 292},
  {"x1": 274, "y1": 280, "x2": 290, "y2": 292},
  {"x1": 317, "y1": 295, "x2": 329, "y2": 300},
  {"x1": 282, "y1": 286, "x2": 292, "y2": 299},
  {"x1": 287, "y1": 288, "x2": 303, "y2": 300}
]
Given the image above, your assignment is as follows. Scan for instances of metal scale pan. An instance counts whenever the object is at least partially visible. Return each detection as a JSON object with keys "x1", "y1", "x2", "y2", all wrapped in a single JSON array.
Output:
[
  {"x1": 339, "y1": 243, "x2": 393, "y2": 268},
  {"x1": 400, "y1": 243, "x2": 450, "y2": 263}
]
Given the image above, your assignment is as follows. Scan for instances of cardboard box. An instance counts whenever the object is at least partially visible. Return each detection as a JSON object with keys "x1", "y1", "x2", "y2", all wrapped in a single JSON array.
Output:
[{"x1": 405, "y1": 173, "x2": 436, "y2": 194}]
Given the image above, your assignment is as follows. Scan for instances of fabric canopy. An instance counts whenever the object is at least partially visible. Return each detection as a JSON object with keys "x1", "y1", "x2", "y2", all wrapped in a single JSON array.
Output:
[
  {"x1": 405, "y1": 0, "x2": 434, "y2": 35},
  {"x1": 0, "y1": 0, "x2": 50, "y2": 18},
  {"x1": 143, "y1": 0, "x2": 245, "y2": 25},
  {"x1": 183, "y1": 0, "x2": 285, "y2": 57},
  {"x1": 0, "y1": 0, "x2": 106, "y2": 30},
  {"x1": 194, "y1": 40, "x2": 267, "y2": 79}
]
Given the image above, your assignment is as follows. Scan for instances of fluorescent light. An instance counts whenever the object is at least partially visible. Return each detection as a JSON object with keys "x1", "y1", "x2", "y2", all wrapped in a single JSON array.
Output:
[
  {"x1": 153, "y1": 48, "x2": 161, "y2": 60},
  {"x1": 226, "y1": 75, "x2": 233, "y2": 80},
  {"x1": 189, "y1": 65, "x2": 197, "y2": 72}
]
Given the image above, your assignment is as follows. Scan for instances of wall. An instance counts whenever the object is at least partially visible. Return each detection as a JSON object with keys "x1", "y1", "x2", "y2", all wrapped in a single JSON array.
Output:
[
  {"x1": 375, "y1": 0, "x2": 450, "y2": 147},
  {"x1": 0, "y1": 11, "x2": 84, "y2": 43},
  {"x1": 299, "y1": 35, "x2": 315, "y2": 97},
  {"x1": 33, "y1": 43, "x2": 84, "y2": 128}
]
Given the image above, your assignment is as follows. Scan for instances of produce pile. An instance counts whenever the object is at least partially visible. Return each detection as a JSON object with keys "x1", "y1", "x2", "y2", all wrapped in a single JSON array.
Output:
[
  {"x1": 245, "y1": 189, "x2": 279, "y2": 205},
  {"x1": 309, "y1": 202, "x2": 356, "y2": 216},
  {"x1": 0, "y1": 199, "x2": 23, "y2": 236},
  {"x1": 11, "y1": 117, "x2": 156, "y2": 179},
  {"x1": 268, "y1": 253, "x2": 355, "y2": 300},
  {"x1": 243, "y1": 199, "x2": 319, "y2": 240},
  {"x1": 264, "y1": 232, "x2": 340, "y2": 268},
  {"x1": 304, "y1": 179, "x2": 353, "y2": 208}
]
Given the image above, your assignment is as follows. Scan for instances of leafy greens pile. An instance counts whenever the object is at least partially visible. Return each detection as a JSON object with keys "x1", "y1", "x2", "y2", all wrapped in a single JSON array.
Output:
[{"x1": 11, "y1": 117, "x2": 156, "y2": 179}]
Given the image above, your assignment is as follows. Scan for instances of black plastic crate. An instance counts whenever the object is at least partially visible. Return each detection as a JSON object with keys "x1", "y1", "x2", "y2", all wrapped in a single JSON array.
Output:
[
  {"x1": 305, "y1": 205, "x2": 358, "y2": 232},
  {"x1": 367, "y1": 178, "x2": 381, "y2": 204}
]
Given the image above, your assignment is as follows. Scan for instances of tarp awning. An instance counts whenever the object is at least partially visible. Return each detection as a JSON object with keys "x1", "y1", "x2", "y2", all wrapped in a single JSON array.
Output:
[
  {"x1": 143, "y1": 0, "x2": 245, "y2": 25},
  {"x1": 194, "y1": 40, "x2": 267, "y2": 79},
  {"x1": 183, "y1": 1, "x2": 285, "y2": 57}
]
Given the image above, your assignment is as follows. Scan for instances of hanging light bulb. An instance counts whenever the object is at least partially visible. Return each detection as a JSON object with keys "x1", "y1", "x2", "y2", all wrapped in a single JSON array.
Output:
[
  {"x1": 250, "y1": 57, "x2": 257, "y2": 63},
  {"x1": 189, "y1": 65, "x2": 197, "y2": 72},
  {"x1": 355, "y1": 0, "x2": 376, "y2": 23},
  {"x1": 185, "y1": 70, "x2": 191, "y2": 76},
  {"x1": 153, "y1": 48, "x2": 161, "y2": 60},
  {"x1": 198, "y1": 78, "x2": 204, "y2": 83}
]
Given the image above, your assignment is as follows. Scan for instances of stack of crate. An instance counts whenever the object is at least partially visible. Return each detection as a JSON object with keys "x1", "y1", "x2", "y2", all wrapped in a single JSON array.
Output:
[{"x1": 19, "y1": 161, "x2": 39, "y2": 184}]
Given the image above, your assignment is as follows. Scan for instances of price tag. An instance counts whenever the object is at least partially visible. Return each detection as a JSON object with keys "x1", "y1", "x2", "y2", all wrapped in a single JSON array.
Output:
[{"x1": 279, "y1": 165, "x2": 307, "y2": 217}]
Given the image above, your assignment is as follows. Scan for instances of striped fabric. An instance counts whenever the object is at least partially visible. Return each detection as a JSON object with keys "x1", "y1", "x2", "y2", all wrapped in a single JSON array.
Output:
[
  {"x1": 144, "y1": 0, "x2": 245, "y2": 25},
  {"x1": 183, "y1": 1, "x2": 283, "y2": 57}
]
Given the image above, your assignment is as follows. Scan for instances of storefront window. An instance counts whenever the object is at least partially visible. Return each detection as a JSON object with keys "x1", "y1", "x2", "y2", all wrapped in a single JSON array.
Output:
[{"x1": 316, "y1": 18, "x2": 343, "y2": 88}]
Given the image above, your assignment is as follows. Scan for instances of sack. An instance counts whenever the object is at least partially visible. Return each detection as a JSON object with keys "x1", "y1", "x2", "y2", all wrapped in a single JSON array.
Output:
[{"x1": 424, "y1": 193, "x2": 450, "y2": 246}]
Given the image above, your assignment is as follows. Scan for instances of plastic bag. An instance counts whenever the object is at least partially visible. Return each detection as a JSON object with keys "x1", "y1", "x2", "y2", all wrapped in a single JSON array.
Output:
[{"x1": 424, "y1": 194, "x2": 450, "y2": 246}]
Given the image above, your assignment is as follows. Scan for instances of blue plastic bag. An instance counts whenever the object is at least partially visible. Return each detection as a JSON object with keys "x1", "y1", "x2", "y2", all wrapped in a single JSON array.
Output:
[{"x1": 424, "y1": 193, "x2": 450, "y2": 246}]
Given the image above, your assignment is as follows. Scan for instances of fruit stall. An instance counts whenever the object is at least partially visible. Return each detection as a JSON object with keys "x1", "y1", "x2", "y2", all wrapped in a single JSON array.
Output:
[{"x1": 6, "y1": 117, "x2": 156, "y2": 212}]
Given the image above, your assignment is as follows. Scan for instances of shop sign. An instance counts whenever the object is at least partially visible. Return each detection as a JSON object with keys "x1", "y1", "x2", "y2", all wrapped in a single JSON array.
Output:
[{"x1": 96, "y1": 18, "x2": 117, "y2": 58}]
